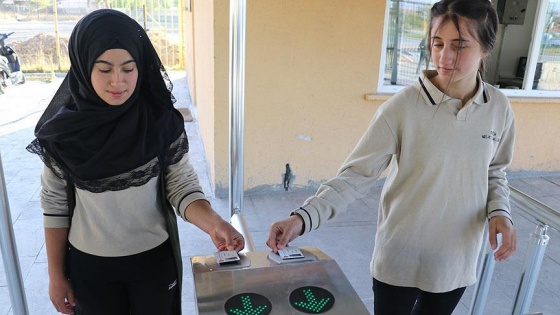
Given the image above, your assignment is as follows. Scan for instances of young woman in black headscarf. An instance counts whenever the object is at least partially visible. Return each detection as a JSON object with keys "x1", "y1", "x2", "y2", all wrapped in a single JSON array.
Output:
[{"x1": 27, "y1": 9, "x2": 244, "y2": 315}]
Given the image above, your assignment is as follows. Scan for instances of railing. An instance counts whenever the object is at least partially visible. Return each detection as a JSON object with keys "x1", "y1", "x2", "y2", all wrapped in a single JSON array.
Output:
[
  {"x1": 469, "y1": 185, "x2": 559, "y2": 315},
  {"x1": 0, "y1": 155, "x2": 29, "y2": 314}
]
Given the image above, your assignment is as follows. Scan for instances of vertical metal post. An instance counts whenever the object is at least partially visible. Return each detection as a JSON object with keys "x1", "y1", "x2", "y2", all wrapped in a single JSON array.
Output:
[
  {"x1": 469, "y1": 229, "x2": 499, "y2": 315},
  {"x1": 512, "y1": 224, "x2": 549, "y2": 315},
  {"x1": 52, "y1": 0, "x2": 61, "y2": 71},
  {"x1": 142, "y1": 1, "x2": 148, "y2": 30},
  {"x1": 0, "y1": 155, "x2": 29, "y2": 314},
  {"x1": 228, "y1": 0, "x2": 255, "y2": 252},
  {"x1": 390, "y1": 0, "x2": 401, "y2": 85},
  {"x1": 521, "y1": 0, "x2": 548, "y2": 90},
  {"x1": 178, "y1": 0, "x2": 185, "y2": 69}
]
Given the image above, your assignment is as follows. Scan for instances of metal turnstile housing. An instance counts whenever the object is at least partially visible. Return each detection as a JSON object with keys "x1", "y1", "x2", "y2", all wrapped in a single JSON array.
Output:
[{"x1": 191, "y1": 247, "x2": 369, "y2": 314}]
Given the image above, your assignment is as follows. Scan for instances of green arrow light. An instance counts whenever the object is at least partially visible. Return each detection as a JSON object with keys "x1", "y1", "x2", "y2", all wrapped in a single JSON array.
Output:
[
  {"x1": 294, "y1": 288, "x2": 330, "y2": 311},
  {"x1": 225, "y1": 293, "x2": 272, "y2": 315},
  {"x1": 289, "y1": 286, "x2": 335, "y2": 314},
  {"x1": 230, "y1": 295, "x2": 267, "y2": 315}
]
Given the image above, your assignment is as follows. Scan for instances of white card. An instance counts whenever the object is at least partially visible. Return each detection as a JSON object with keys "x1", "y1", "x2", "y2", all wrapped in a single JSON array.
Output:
[
  {"x1": 278, "y1": 247, "x2": 305, "y2": 260},
  {"x1": 214, "y1": 250, "x2": 240, "y2": 264}
]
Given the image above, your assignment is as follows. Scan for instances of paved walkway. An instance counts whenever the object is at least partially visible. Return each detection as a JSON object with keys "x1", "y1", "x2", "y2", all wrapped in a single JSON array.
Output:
[{"x1": 1, "y1": 73, "x2": 559, "y2": 314}]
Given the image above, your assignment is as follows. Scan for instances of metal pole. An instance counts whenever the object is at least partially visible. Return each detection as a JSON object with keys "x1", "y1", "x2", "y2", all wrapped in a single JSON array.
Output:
[
  {"x1": 178, "y1": 0, "x2": 185, "y2": 69},
  {"x1": 142, "y1": 1, "x2": 148, "y2": 30},
  {"x1": 228, "y1": 0, "x2": 255, "y2": 252},
  {"x1": 469, "y1": 229, "x2": 499, "y2": 315},
  {"x1": 0, "y1": 155, "x2": 29, "y2": 314},
  {"x1": 512, "y1": 224, "x2": 549, "y2": 315},
  {"x1": 52, "y1": 0, "x2": 61, "y2": 71},
  {"x1": 390, "y1": 0, "x2": 401, "y2": 85},
  {"x1": 521, "y1": 0, "x2": 548, "y2": 90}
]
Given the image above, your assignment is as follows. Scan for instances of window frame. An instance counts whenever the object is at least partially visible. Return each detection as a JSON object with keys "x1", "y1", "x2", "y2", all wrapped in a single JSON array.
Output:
[{"x1": 376, "y1": 0, "x2": 560, "y2": 99}]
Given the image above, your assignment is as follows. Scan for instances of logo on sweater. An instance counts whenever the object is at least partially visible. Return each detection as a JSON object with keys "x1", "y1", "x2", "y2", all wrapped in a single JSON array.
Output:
[{"x1": 482, "y1": 130, "x2": 500, "y2": 142}]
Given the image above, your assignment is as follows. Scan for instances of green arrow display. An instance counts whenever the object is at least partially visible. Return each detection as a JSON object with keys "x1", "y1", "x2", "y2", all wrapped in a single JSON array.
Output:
[
  {"x1": 294, "y1": 288, "x2": 330, "y2": 311},
  {"x1": 225, "y1": 293, "x2": 272, "y2": 315},
  {"x1": 289, "y1": 286, "x2": 335, "y2": 314},
  {"x1": 229, "y1": 295, "x2": 267, "y2": 315}
]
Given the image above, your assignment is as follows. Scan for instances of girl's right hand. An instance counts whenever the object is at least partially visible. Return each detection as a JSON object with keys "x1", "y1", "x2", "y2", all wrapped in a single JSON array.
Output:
[
  {"x1": 49, "y1": 274, "x2": 76, "y2": 314},
  {"x1": 266, "y1": 214, "x2": 304, "y2": 253}
]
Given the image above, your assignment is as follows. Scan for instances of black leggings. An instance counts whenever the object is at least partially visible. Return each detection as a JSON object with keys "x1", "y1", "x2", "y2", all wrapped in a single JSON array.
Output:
[
  {"x1": 372, "y1": 277, "x2": 466, "y2": 315},
  {"x1": 68, "y1": 240, "x2": 178, "y2": 315}
]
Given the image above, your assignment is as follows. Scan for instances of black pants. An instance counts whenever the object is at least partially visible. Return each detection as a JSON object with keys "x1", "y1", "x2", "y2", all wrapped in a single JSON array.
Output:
[
  {"x1": 372, "y1": 277, "x2": 466, "y2": 315},
  {"x1": 68, "y1": 240, "x2": 177, "y2": 315}
]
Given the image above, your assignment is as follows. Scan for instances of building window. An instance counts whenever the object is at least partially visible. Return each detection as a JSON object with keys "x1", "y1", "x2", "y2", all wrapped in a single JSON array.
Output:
[{"x1": 378, "y1": 0, "x2": 560, "y2": 98}]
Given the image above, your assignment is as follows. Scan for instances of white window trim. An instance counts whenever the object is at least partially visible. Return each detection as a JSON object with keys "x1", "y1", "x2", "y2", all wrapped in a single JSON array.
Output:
[{"x1": 376, "y1": 0, "x2": 560, "y2": 99}]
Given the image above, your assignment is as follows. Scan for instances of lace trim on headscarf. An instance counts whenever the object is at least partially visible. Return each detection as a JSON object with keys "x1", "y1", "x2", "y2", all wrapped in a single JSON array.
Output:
[
  {"x1": 164, "y1": 131, "x2": 189, "y2": 168},
  {"x1": 27, "y1": 138, "x2": 67, "y2": 179},
  {"x1": 27, "y1": 132, "x2": 189, "y2": 193}
]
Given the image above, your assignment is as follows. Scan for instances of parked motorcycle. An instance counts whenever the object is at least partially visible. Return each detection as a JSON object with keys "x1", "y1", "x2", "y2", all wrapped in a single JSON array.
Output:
[{"x1": 0, "y1": 32, "x2": 25, "y2": 94}]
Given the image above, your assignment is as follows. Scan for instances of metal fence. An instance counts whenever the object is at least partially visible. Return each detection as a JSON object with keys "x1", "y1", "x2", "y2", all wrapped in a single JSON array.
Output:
[
  {"x1": 469, "y1": 186, "x2": 560, "y2": 315},
  {"x1": 4, "y1": 0, "x2": 185, "y2": 74},
  {"x1": 385, "y1": 0, "x2": 432, "y2": 86},
  {"x1": 107, "y1": 0, "x2": 185, "y2": 70}
]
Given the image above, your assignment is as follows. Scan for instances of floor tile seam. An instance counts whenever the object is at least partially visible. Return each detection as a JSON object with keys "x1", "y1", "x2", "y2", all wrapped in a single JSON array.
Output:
[
  {"x1": 541, "y1": 176, "x2": 560, "y2": 186},
  {"x1": 512, "y1": 207, "x2": 558, "y2": 227},
  {"x1": 545, "y1": 255, "x2": 560, "y2": 265},
  {"x1": 243, "y1": 195, "x2": 260, "y2": 219},
  {"x1": 21, "y1": 252, "x2": 45, "y2": 282}
]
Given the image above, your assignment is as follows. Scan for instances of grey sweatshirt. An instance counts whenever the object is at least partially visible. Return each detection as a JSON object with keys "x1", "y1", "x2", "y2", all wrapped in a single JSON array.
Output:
[{"x1": 294, "y1": 72, "x2": 515, "y2": 292}]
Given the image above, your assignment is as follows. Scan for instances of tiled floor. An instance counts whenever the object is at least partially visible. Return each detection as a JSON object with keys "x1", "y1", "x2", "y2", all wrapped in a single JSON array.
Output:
[{"x1": 1, "y1": 73, "x2": 559, "y2": 314}]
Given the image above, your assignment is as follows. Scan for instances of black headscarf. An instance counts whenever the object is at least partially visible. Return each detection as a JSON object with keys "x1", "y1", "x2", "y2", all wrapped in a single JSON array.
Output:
[{"x1": 27, "y1": 9, "x2": 186, "y2": 191}]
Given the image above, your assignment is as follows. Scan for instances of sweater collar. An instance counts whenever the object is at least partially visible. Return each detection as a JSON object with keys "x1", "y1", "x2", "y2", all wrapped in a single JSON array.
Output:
[{"x1": 417, "y1": 70, "x2": 489, "y2": 106}]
